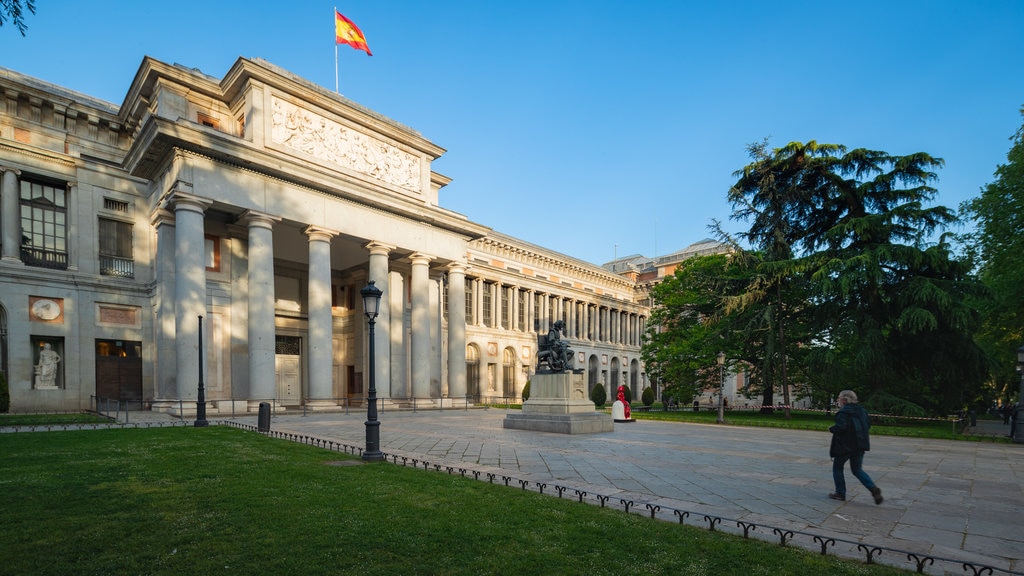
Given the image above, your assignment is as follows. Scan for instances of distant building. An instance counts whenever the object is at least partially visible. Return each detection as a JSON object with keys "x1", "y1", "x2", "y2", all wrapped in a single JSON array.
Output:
[{"x1": 0, "y1": 56, "x2": 669, "y2": 415}]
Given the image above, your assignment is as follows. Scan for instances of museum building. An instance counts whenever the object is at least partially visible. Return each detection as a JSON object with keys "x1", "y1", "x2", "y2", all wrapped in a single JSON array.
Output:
[{"x1": 0, "y1": 56, "x2": 656, "y2": 416}]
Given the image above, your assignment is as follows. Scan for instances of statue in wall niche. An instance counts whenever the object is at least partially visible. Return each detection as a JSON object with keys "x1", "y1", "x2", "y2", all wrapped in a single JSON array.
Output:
[
  {"x1": 536, "y1": 320, "x2": 574, "y2": 373},
  {"x1": 35, "y1": 343, "x2": 61, "y2": 389}
]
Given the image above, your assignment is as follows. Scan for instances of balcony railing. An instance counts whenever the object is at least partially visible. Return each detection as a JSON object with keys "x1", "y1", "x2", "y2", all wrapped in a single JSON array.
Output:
[
  {"x1": 21, "y1": 248, "x2": 68, "y2": 270},
  {"x1": 99, "y1": 255, "x2": 134, "y2": 278}
]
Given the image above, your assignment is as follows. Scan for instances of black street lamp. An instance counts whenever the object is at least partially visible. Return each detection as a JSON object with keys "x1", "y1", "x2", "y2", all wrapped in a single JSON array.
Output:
[
  {"x1": 1014, "y1": 345, "x2": 1024, "y2": 443},
  {"x1": 194, "y1": 315, "x2": 209, "y2": 427},
  {"x1": 716, "y1": 351, "x2": 725, "y2": 424},
  {"x1": 361, "y1": 281, "x2": 384, "y2": 461}
]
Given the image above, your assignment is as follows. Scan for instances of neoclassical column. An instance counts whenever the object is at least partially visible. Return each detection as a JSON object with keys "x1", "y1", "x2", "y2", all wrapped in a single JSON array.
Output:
[
  {"x1": 446, "y1": 263, "x2": 467, "y2": 399},
  {"x1": 410, "y1": 252, "x2": 434, "y2": 399},
  {"x1": 474, "y1": 278, "x2": 484, "y2": 326},
  {"x1": 151, "y1": 209, "x2": 177, "y2": 404},
  {"x1": 306, "y1": 225, "x2": 337, "y2": 408},
  {"x1": 244, "y1": 211, "x2": 280, "y2": 407},
  {"x1": 568, "y1": 300, "x2": 577, "y2": 338},
  {"x1": 366, "y1": 242, "x2": 394, "y2": 399},
  {"x1": 1, "y1": 166, "x2": 22, "y2": 262},
  {"x1": 171, "y1": 192, "x2": 211, "y2": 405},
  {"x1": 65, "y1": 183, "x2": 78, "y2": 271}
]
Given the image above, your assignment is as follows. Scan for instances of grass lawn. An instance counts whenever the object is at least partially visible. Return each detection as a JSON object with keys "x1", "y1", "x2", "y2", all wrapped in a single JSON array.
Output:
[
  {"x1": 598, "y1": 405, "x2": 1009, "y2": 441},
  {"x1": 0, "y1": 426, "x2": 913, "y2": 576}
]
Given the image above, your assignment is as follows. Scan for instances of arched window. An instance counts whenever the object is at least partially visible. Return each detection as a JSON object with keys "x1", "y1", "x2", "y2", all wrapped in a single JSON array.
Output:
[
  {"x1": 466, "y1": 344, "x2": 480, "y2": 400},
  {"x1": 502, "y1": 347, "x2": 517, "y2": 398}
]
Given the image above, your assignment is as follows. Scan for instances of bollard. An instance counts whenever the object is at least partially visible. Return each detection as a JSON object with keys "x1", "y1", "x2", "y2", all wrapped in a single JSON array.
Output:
[{"x1": 257, "y1": 402, "x2": 271, "y2": 432}]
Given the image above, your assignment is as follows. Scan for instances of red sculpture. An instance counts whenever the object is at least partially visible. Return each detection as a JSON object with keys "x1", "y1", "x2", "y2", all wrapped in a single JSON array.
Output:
[{"x1": 617, "y1": 385, "x2": 631, "y2": 420}]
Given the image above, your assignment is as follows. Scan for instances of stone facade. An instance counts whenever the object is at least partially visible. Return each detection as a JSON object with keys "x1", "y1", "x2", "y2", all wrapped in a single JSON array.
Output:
[{"x1": 0, "y1": 56, "x2": 652, "y2": 415}]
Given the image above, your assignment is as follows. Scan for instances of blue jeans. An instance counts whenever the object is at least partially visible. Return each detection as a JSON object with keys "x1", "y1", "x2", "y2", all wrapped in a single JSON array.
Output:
[{"x1": 832, "y1": 450, "x2": 875, "y2": 496}]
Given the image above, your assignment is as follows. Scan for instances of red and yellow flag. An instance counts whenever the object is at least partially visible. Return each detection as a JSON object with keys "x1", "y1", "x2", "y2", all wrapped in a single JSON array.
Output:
[{"x1": 336, "y1": 10, "x2": 372, "y2": 56}]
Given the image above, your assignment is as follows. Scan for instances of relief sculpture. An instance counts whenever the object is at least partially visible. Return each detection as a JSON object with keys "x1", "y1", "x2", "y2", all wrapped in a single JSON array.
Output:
[{"x1": 271, "y1": 97, "x2": 421, "y2": 193}]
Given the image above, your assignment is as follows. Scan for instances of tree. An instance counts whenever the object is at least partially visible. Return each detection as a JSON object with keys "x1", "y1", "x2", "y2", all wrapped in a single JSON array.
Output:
[
  {"x1": 0, "y1": 0, "x2": 36, "y2": 36},
  {"x1": 724, "y1": 140, "x2": 986, "y2": 414},
  {"x1": 721, "y1": 140, "x2": 836, "y2": 415},
  {"x1": 641, "y1": 253, "x2": 752, "y2": 405},
  {"x1": 960, "y1": 107, "x2": 1024, "y2": 404}
]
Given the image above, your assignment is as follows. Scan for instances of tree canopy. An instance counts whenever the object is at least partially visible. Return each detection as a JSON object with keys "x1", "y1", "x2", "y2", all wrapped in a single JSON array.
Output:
[
  {"x1": 645, "y1": 140, "x2": 989, "y2": 416},
  {"x1": 960, "y1": 107, "x2": 1024, "y2": 404}
]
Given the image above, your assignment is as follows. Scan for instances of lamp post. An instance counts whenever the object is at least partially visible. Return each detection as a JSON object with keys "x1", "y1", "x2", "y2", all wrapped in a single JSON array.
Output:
[
  {"x1": 1014, "y1": 345, "x2": 1024, "y2": 443},
  {"x1": 361, "y1": 281, "x2": 384, "y2": 461},
  {"x1": 194, "y1": 315, "x2": 208, "y2": 427},
  {"x1": 716, "y1": 351, "x2": 725, "y2": 424}
]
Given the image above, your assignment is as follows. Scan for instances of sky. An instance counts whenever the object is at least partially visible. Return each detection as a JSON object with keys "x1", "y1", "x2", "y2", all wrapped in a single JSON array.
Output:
[{"x1": 2, "y1": 1, "x2": 1023, "y2": 266}]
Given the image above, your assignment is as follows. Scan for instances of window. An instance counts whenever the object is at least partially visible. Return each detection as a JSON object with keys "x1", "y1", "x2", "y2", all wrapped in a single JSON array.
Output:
[
  {"x1": 98, "y1": 217, "x2": 134, "y2": 278},
  {"x1": 482, "y1": 281, "x2": 493, "y2": 327},
  {"x1": 466, "y1": 344, "x2": 480, "y2": 400},
  {"x1": 502, "y1": 347, "x2": 516, "y2": 398},
  {"x1": 205, "y1": 235, "x2": 220, "y2": 271},
  {"x1": 517, "y1": 289, "x2": 526, "y2": 332},
  {"x1": 20, "y1": 178, "x2": 67, "y2": 269},
  {"x1": 197, "y1": 112, "x2": 219, "y2": 129}
]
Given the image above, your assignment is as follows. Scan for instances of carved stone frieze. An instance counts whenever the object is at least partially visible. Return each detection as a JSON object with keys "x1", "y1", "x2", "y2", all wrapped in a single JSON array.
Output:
[{"x1": 270, "y1": 96, "x2": 421, "y2": 193}]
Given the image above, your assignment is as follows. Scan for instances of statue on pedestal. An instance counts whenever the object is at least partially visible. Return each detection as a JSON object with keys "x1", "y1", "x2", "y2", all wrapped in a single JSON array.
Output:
[{"x1": 536, "y1": 320, "x2": 574, "y2": 373}]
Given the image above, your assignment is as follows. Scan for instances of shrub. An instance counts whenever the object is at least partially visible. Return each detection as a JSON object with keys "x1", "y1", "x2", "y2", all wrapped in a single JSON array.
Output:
[
  {"x1": 590, "y1": 383, "x2": 607, "y2": 407},
  {"x1": 522, "y1": 380, "x2": 531, "y2": 402},
  {"x1": 641, "y1": 386, "x2": 655, "y2": 406},
  {"x1": 861, "y1": 391, "x2": 928, "y2": 417},
  {"x1": 0, "y1": 371, "x2": 9, "y2": 413}
]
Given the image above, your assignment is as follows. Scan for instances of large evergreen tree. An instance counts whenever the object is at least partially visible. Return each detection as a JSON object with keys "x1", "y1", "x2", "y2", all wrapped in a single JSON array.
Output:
[{"x1": 720, "y1": 140, "x2": 986, "y2": 414}]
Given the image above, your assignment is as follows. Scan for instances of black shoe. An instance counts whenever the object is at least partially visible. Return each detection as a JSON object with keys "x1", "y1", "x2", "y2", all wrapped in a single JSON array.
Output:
[
  {"x1": 870, "y1": 487, "x2": 883, "y2": 505},
  {"x1": 828, "y1": 492, "x2": 845, "y2": 501}
]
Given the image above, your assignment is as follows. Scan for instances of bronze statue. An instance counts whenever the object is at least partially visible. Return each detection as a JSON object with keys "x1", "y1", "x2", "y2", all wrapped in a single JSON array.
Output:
[{"x1": 536, "y1": 320, "x2": 574, "y2": 372}]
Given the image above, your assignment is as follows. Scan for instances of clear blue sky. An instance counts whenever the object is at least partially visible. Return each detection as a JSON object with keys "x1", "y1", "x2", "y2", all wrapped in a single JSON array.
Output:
[{"x1": 3, "y1": 1, "x2": 1023, "y2": 265}]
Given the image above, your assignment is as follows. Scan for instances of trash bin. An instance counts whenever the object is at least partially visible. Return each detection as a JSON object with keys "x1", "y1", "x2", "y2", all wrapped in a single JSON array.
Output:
[{"x1": 257, "y1": 402, "x2": 271, "y2": 432}]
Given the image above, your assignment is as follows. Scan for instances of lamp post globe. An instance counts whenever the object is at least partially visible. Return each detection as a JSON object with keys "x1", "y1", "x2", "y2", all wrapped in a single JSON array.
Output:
[{"x1": 360, "y1": 281, "x2": 384, "y2": 461}]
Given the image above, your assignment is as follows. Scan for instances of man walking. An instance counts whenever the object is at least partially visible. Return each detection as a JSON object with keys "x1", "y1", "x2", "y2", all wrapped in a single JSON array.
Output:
[{"x1": 828, "y1": 389, "x2": 883, "y2": 504}]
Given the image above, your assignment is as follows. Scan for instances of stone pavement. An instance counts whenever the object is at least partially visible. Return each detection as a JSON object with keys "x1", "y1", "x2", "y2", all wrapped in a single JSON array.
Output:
[{"x1": 228, "y1": 408, "x2": 1023, "y2": 575}]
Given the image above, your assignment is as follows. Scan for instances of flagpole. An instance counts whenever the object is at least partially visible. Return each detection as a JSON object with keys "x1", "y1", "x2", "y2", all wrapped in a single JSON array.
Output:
[{"x1": 334, "y1": 7, "x2": 339, "y2": 93}]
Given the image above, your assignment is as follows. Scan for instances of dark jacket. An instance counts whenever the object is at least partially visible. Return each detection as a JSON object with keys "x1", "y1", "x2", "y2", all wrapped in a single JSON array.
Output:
[{"x1": 829, "y1": 403, "x2": 871, "y2": 457}]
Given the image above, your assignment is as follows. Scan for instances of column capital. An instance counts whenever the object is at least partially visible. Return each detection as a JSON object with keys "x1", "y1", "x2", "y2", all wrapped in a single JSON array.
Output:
[
  {"x1": 303, "y1": 224, "x2": 338, "y2": 243},
  {"x1": 149, "y1": 207, "x2": 176, "y2": 228},
  {"x1": 409, "y1": 252, "x2": 435, "y2": 265},
  {"x1": 168, "y1": 191, "x2": 211, "y2": 215},
  {"x1": 240, "y1": 210, "x2": 282, "y2": 230},
  {"x1": 446, "y1": 261, "x2": 468, "y2": 275},
  {"x1": 0, "y1": 166, "x2": 22, "y2": 177},
  {"x1": 364, "y1": 241, "x2": 396, "y2": 257}
]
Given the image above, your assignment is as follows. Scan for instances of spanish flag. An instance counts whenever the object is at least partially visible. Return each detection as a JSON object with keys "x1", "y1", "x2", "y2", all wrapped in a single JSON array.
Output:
[{"x1": 336, "y1": 10, "x2": 372, "y2": 56}]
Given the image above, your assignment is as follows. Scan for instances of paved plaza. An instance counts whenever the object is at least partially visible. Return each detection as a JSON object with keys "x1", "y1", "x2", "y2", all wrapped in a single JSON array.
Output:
[{"x1": 228, "y1": 408, "x2": 1023, "y2": 574}]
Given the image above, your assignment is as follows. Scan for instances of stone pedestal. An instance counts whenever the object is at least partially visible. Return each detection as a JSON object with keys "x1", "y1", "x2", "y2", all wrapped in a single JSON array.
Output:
[{"x1": 503, "y1": 371, "x2": 613, "y2": 434}]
